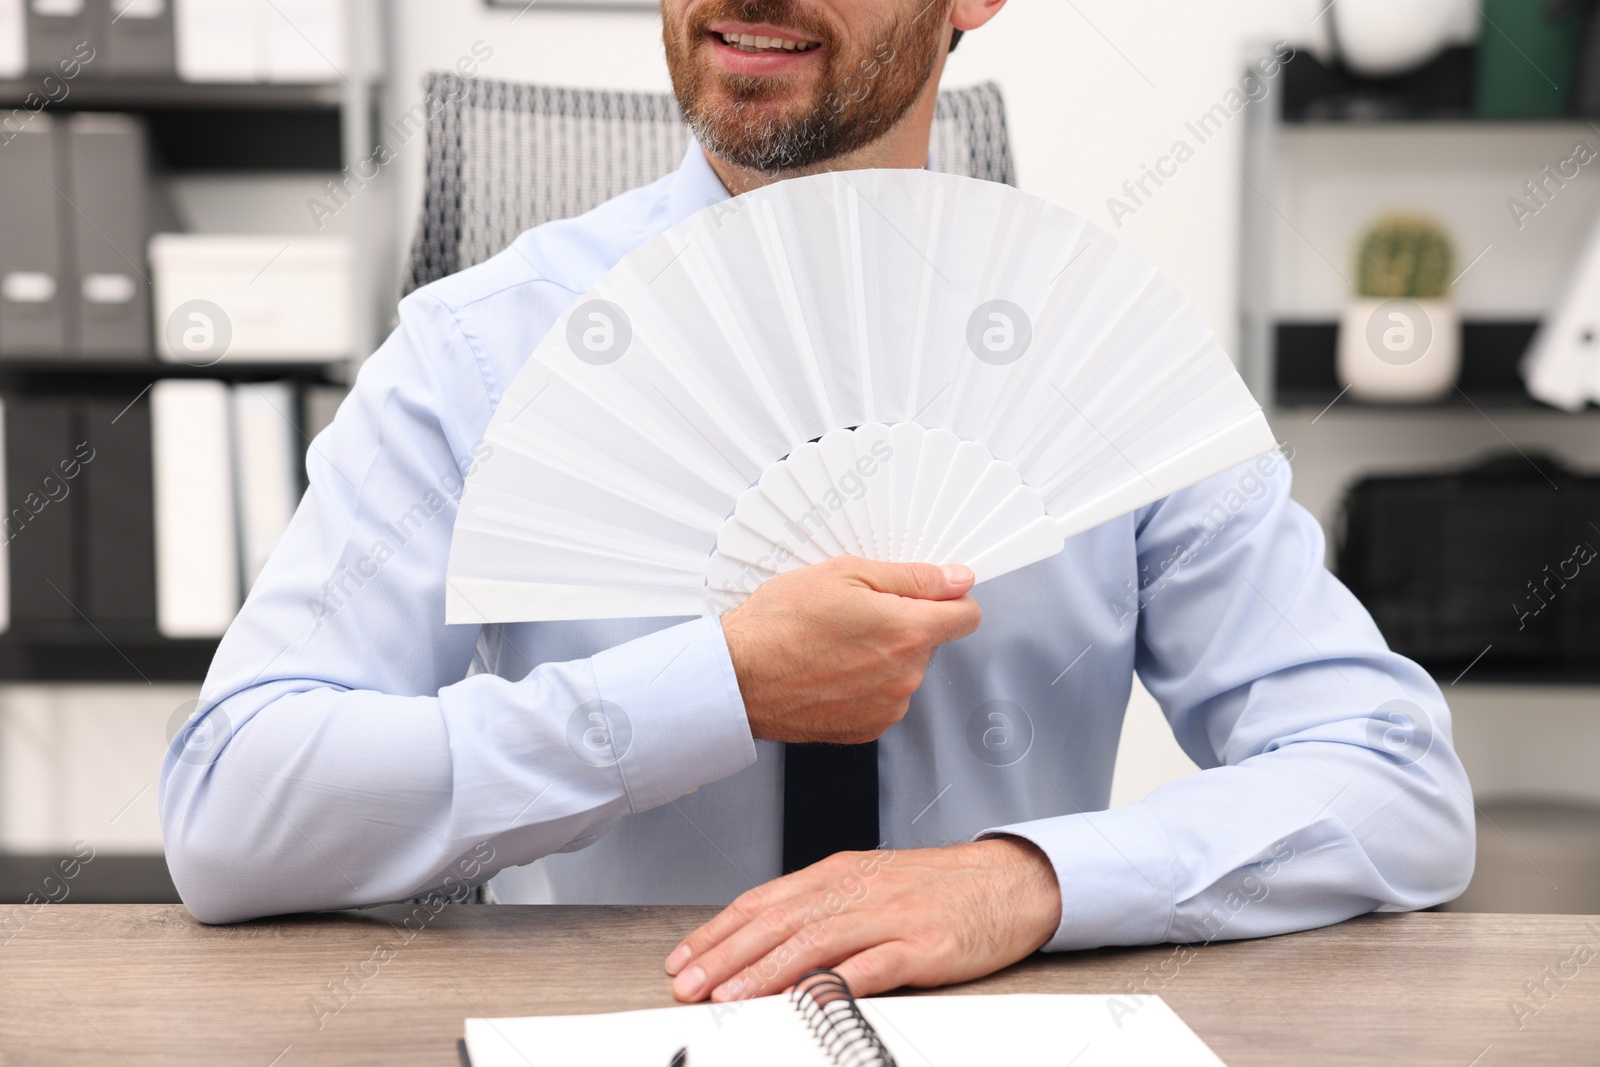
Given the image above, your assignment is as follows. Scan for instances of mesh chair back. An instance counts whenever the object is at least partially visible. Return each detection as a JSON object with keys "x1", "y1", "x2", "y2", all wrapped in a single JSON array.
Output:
[{"x1": 403, "y1": 75, "x2": 1015, "y2": 295}]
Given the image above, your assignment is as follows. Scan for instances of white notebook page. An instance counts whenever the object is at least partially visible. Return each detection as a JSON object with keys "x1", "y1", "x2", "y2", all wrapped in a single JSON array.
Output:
[{"x1": 465, "y1": 992, "x2": 1226, "y2": 1067}]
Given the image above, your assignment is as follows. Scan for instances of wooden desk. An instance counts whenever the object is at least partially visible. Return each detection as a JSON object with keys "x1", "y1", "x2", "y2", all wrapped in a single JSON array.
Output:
[{"x1": 2, "y1": 906, "x2": 1596, "y2": 1065}]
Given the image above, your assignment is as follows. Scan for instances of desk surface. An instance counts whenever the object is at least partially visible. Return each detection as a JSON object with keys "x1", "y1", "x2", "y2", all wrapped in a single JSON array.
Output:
[{"x1": 2, "y1": 906, "x2": 1596, "y2": 1065}]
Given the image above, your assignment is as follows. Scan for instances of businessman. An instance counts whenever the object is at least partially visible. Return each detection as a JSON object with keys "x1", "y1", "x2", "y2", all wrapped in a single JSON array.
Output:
[{"x1": 161, "y1": 0, "x2": 1475, "y2": 1005}]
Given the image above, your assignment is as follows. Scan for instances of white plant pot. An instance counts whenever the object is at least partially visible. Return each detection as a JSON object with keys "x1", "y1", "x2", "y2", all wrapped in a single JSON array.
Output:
[
  {"x1": 1337, "y1": 297, "x2": 1460, "y2": 403},
  {"x1": 1333, "y1": 0, "x2": 1476, "y2": 77}
]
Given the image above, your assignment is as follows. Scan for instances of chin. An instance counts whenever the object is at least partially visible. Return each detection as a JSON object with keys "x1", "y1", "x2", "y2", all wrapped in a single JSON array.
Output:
[{"x1": 700, "y1": 83, "x2": 818, "y2": 128}]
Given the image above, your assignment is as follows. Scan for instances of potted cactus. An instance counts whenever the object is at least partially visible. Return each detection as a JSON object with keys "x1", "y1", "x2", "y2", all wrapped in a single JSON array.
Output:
[{"x1": 1338, "y1": 213, "x2": 1460, "y2": 402}]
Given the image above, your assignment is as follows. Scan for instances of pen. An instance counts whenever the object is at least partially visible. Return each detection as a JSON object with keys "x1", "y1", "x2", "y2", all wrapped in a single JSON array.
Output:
[{"x1": 668, "y1": 1048, "x2": 687, "y2": 1067}]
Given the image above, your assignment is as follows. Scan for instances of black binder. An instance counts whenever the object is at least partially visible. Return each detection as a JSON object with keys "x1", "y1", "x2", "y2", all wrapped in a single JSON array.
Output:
[
  {"x1": 4, "y1": 395, "x2": 80, "y2": 626},
  {"x1": 82, "y1": 395, "x2": 156, "y2": 624}
]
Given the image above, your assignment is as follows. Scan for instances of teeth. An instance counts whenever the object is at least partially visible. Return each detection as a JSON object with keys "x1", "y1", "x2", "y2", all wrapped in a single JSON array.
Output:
[{"x1": 720, "y1": 31, "x2": 818, "y2": 53}]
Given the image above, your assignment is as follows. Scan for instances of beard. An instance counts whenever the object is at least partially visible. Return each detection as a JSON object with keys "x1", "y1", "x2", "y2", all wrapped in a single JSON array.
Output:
[{"x1": 663, "y1": 0, "x2": 949, "y2": 174}]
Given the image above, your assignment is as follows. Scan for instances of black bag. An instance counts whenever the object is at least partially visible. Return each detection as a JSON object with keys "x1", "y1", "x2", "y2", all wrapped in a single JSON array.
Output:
[
  {"x1": 1553, "y1": 0, "x2": 1600, "y2": 115},
  {"x1": 1336, "y1": 453, "x2": 1600, "y2": 674}
]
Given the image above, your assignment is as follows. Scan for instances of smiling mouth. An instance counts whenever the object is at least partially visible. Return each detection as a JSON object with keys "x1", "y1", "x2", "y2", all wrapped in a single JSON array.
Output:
[{"x1": 713, "y1": 30, "x2": 822, "y2": 54}]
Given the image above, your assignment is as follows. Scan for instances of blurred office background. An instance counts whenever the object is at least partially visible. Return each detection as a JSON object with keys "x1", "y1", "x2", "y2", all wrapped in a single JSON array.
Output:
[{"x1": 1, "y1": 0, "x2": 1598, "y2": 916}]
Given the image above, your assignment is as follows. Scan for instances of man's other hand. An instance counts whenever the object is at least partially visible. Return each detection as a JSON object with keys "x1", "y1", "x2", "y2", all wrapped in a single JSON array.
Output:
[
  {"x1": 720, "y1": 557, "x2": 982, "y2": 745},
  {"x1": 663, "y1": 838, "x2": 1061, "y2": 1001}
]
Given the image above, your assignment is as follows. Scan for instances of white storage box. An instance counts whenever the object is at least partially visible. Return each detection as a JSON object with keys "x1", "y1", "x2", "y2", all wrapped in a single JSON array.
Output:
[
  {"x1": 149, "y1": 234, "x2": 353, "y2": 364},
  {"x1": 174, "y1": 0, "x2": 346, "y2": 83},
  {"x1": 0, "y1": 0, "x2": 23, "y2": 81}
]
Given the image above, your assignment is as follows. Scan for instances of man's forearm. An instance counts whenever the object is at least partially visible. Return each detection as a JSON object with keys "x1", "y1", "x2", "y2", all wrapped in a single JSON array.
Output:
[
  {"x1": 987, "y1": 698, "x2": 1475, "y2": 952},
  {"x1": 161, "y1": 616, "x2": 755, "y2": 923}
]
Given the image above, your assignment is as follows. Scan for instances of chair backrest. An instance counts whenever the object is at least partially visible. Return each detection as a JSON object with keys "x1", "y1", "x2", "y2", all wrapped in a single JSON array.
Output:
[{"x1": 403, "y1": 75, "x2": 1016, "y2": 295}]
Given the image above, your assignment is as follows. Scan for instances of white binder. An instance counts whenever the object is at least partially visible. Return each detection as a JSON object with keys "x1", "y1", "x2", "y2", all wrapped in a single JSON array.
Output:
[
  {"x1": 151, "y1": 379, "x2": 239, "y2": 638},
  {"x1": 230, "y1": 382, "x2": 299, "y2": 590}
]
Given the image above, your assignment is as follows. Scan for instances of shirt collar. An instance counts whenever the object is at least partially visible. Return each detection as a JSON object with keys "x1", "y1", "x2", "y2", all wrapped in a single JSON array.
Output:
[
  {"x1": 667, "y1": 141, "x2": 733, "y2": 227},
  {"x1": 666, "y1": 140, "x2": 942, "y2": 227}
]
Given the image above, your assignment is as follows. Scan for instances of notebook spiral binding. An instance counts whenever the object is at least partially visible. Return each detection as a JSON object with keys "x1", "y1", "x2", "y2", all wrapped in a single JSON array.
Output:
[{"x1": 791, "y1": 970, "x2": 898, "y2": 1067}]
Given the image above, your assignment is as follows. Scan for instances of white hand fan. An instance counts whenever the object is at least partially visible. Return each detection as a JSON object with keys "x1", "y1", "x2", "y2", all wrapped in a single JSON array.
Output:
[{"x1": 445, "y1": 169, "x2": 1276, "y2": 623}]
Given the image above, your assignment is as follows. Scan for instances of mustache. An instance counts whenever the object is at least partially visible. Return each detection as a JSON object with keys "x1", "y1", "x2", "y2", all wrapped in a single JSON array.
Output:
[{"x1": 686, "y1": 0, "x2": 837, "y2": 45}]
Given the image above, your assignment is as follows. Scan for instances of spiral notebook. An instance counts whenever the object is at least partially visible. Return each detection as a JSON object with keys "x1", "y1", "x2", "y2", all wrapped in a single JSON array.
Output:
[{"x1": 463, "y1": 970, "x2": 1225, "y2": 1067}]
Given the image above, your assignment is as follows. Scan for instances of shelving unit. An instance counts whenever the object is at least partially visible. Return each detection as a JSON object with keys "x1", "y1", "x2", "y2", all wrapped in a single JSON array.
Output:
[
  {"x1": 0, "y1": 82, "x2": 346, "y2": 171},
  {"x1": 0, "y1": 360, "x2": 345, "y2": 385},
  {"x1": 1238, "y1": 44, "x2": 1600, "y2": 685},
  {"x1": 0, "y1": 630, "x2": 219, "y2": 684},
  {"x1": 1273, "y1": 321, "x2": 1542, "y2": 409},
  {"x1": 0, "y1": 1, "x2": 387, "y2": 684},
  {"x1": 0, "y1": 80, "x2": 345, "y2": 108},
  {"x1": 1277, "y1": 45, "x2": 1516, "y2": 124}
]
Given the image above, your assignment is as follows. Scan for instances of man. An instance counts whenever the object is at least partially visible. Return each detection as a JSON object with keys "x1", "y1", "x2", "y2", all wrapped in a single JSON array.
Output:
[{"x1": 161, "y1": 0, "x2": 1475, "y2": 1006}]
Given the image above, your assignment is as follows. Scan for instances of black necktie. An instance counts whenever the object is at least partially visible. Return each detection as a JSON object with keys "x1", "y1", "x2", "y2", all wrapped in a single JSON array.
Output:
[{"x1": 782, "y1": 741, "x2": 880, "y2": 874}]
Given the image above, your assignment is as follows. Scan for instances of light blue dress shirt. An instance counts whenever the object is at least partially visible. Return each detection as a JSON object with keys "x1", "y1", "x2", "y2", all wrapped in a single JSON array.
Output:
[{"x1": 160, "y1": 143, "x2": 1475, "y2": 951}]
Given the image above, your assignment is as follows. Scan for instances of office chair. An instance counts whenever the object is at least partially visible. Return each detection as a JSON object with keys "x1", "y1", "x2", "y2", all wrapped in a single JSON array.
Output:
[{"x1": 403, "y1": 74, "x2": 1016, "y2": 295}]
